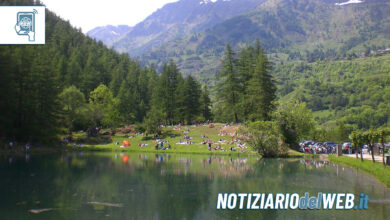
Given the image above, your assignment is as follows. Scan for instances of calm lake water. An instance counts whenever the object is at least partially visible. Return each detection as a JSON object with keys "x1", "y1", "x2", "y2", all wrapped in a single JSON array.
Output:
[{"x1": 0, "y1": 152, "x2": 389, "y2": 220}]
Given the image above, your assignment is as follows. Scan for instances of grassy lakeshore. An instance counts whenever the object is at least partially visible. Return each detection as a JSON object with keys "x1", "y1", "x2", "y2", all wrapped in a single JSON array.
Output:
[
  {"x1": 329, "y1": 155, "x2": 390, "y2": 187},
  {"x1": 1, "y1": 123, "x2": 308, "y2": 158},
  {"x1": 67, "y1": 124, "x2": 253, "y2": 155},
  {"x1": 65, "y1": 124, "x2": 307, "y2": 157}
]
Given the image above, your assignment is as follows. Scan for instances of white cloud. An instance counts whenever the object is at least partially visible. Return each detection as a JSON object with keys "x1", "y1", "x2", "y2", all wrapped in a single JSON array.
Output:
[{"x1": 41, "y1": 0, "x2": 179, "y2": 33}]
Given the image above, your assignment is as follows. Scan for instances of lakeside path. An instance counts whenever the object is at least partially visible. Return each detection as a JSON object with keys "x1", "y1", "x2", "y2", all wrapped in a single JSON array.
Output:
[
  {"x1": 344, "y1": 153, "x2": 388, "y2": 163},
  {"x1": 328, "y1": 155, "x2": 390, "y2": 187}
]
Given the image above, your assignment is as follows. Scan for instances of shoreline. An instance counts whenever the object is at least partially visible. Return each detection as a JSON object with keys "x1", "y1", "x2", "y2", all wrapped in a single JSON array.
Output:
[
  {"x1": 328, "y1": 155, "x2": 390, "y2": 187},
  {"x1": 1, "y1": 144, "x2": 312, "y2": 158}
]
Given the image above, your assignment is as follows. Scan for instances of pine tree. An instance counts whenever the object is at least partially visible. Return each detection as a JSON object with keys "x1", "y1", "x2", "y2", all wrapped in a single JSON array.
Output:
[
  {"x1": 66, "y1": 50, "x2": 83, "y2": 88},
  {"x1": 216, "y1": 44, "x2": 242, "y2": 123},
  {"x1": 182, "y1": 75, "x2": 201, "y2": 124},
  {"x1": 29, "y1": 46, "x2": 62, "y2": 141},
  {"x1": 237, "y1": 45, "x2": 256, "y2": 121},
  {"x1": 174, "y1": 80, "x2": 186, "y2": 123},
  {"x1": 200, "y1": 86, "x2": 212, "y2": 121},
  {"x1": 246, "y1": 49, "x2": 276, "y2": 121},
  {"x1": 155, "y1": 61, "x2": 182, "y2": 124},
  {"x1": 146, "y1": 64, "x2": 158, "y2": 106},
  {"x1": 117, "y1": 80, "x2": 136, "y2": 124},
  {"x1": 110, "y1": 56, "x2": 130, "y2": 96}
]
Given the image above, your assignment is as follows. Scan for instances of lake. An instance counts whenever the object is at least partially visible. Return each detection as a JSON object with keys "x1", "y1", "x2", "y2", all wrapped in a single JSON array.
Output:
[{"x1": 0, "y1": 152, "x2": 389, "y2": 219}]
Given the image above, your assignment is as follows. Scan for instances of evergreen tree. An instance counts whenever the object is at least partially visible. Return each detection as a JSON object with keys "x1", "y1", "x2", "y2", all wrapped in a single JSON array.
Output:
[
  {"x1": 117, "y1": 80, "x2": 136, "y2": 124},
  {"x1": 29, "y1": 47, "x2": 62, "y2": 141},
  {"x1": 155, "y1": 61, "x2": 182, "y2": 124},
  {"x1": 66, "y1": 50, "x2": 83, "y2": 88},
  {"x1": 200, "y1": 86, "x2": 212, "y2": 121},
  {"x1": 146, "y1": 64, "x2": 159, "y2": 107},
  {"x1": 174, "y1": 80, "x2": 186, "y2": 123},
  {"x1": 246, "y1": 50, "x2": 277, "y2": 121},
  {"x1": 216, "y1": 44, "x2": 241, "y2": 123},
  {"x1": 182, "y1": 75, "x2": 201, "y2": 124},
  {"x1": 110, "y1": 55, "x2": 130, "y2": 96}
]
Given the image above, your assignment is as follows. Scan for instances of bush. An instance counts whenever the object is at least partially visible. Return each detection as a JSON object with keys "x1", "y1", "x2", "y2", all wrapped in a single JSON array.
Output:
[
  {"x1": 275, "y1": 101, "x2": 315, "y2": 150},
  {"x1": 244, "y1": 121, "x2": 288, "y2": 158},
  {"x1": 134, "y1": 123, "x2": 146, "y2": 133}
]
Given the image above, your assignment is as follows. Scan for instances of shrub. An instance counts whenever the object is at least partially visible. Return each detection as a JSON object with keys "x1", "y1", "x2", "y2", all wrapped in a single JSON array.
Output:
[{"x1": 244, "y1": 121, "x2": 288, "y2": 158}]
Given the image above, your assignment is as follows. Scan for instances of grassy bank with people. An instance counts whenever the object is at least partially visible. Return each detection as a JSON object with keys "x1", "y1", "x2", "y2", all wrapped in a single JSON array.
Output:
[
  {"x1": 66, "y1": 124, "x2": 252, "y2": 155},
  {"x1": 328, "y1": 155, "x2": 390, "y2": 187},
  {"x1": 64, "y1": 123, "x2": 307, "y2": 157}
]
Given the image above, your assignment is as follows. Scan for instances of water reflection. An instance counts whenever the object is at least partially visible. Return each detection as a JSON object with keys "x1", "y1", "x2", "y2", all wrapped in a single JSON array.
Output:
[
  {"x1": 300, "y1": 159, "x2": 330, "y2": 169},
  {"x1": 0, "y1": 153, "x2": 389, "y2": 220}
]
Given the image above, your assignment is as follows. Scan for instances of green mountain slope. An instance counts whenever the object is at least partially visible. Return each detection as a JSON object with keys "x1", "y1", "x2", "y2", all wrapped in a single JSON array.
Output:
[
  {"x1": 0, "y1": 0, "x2": 137, "y2": 141},
  {"x1": 275, "y1": 53, "x2": 390, "y2": 131},
  {"x1": 140, "y1": 0, "x2": 390, "y2": 82}
]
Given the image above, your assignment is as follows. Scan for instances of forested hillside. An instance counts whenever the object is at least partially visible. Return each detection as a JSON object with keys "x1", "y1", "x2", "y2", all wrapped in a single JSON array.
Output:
[
  {"x1": 275, "y1": 54, "x2": 390, "y2": 133},
  {"x1": 0, "y1": 0, "x2": 210, "y2": 143}
]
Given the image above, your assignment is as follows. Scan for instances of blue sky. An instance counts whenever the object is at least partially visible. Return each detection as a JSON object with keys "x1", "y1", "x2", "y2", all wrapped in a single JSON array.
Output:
[{"x1": 42, "y1": 0, "x2": 179, "y2": 33}]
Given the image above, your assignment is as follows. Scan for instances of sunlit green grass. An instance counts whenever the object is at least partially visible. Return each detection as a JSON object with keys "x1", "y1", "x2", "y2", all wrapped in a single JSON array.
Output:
[
  {"x1": 329, "y1": 155, "x2": 390, "y2": 187},
  {"x1": 67, "y1": 124, "x2": 312, "y2": 158},
  {"x1": 68, "y1": 124, "x2": 254, "y2": 155}
]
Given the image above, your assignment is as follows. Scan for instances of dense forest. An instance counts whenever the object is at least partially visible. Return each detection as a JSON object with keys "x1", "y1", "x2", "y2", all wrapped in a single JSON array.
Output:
[
  {"x1": 211, "y1": 40, "x2": 389, "y2": 144},
  {"x1": 274, "y1": 55, "x2": 390, "y2": 140},
  {"x1": 0, "y1": 0, "x2": 211, "y2": 143}
]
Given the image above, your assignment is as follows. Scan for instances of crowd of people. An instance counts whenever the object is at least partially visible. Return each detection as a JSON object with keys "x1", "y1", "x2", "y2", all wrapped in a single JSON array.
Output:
[
  {"x1": 299, "y1": 141, "x2": 339, "y2": 154},
  {"x1": 300, "y1": 140, "x2": 390, "y2": 155}
]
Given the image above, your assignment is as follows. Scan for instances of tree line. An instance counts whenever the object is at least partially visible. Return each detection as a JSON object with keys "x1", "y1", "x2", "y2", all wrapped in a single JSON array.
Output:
[
  {"x1": 0, "y1": 0, "x2": 211, "y2": 143},
  {"x1": 349, "y1": 128, "x2": 390, "y2": 164},
  {"x1": 213, "y1": 41, "x2": 316, "y2": 156},
  {"x1": 214, "y1": 40, "x2": 277, "y2": 123}
]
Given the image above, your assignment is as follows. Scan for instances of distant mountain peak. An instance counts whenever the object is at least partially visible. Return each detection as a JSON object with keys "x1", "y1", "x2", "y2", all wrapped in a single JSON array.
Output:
[
  {"x1": 107, "y1": 0, "x2": 264, "y2": 56},
  {"x1": 87, "y1": 25, "x2": 133, "y2": 46},
  {"x1": 199, "y1": 0, "x2": 231, "y2": 5},
  {"x1": 335, "y1": 0, "x2": 364, "y2": 6}
]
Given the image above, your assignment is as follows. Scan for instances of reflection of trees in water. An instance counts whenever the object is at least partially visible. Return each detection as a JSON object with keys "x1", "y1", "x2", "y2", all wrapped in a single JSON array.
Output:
[
  {"x1": 54, "y1": 153, "x2": 214, "y2": 219},
  {"x1": 132, "y1": 153, "x2": 256, "y2": 178},
  {"x1": 2, "y1": 154, "x2": 390, "y2": 219}
]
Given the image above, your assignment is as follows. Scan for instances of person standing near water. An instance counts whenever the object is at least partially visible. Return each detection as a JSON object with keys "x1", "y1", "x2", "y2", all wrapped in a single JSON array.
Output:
[
  {"x1": 25, "y1": 142, "x2": 31, "y2": 151},
  {"x1": 208, "y1": 141, "x2": 212, "y2": 151}
]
